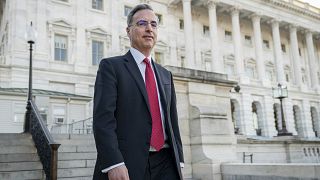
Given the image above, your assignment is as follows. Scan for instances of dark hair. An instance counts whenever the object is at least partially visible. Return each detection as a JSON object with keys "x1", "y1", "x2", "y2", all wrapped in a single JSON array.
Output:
[{"x1": 127, "y1": 4, "x2": 153, "y2": 26}]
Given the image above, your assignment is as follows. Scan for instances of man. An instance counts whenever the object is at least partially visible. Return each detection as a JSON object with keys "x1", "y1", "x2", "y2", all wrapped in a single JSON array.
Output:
[{"x1": 93, "y1": 4, "x2": 184, "y2": 180}]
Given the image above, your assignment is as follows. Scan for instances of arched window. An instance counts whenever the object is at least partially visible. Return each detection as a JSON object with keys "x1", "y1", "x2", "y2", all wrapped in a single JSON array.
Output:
[
  {"x1": 293, "y1": 105, "x2": 303, "y2": 137},
  {"x1": 252, "y1": 101, "x2": 264, "y2": 136},
  {"x1": 273, "y1": 103, "x2": 281, "y2": 131},
  {"x1": 231, "y1": 99, "x2": 241, "y2": 134},
  {"x1": 311, "y1": 107, "x2": 319, "y2": 137}
]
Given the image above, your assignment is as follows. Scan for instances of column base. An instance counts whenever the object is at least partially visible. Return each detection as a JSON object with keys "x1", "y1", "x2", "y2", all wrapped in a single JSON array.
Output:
[{"x1": 277, "y1": 129, "x2": 293, "y2": 136}]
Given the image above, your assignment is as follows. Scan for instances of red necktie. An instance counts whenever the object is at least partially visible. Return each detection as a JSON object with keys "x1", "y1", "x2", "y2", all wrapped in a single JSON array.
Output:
[{"x1": 143, "y1": 58, "x2": 164, "y2": 151}]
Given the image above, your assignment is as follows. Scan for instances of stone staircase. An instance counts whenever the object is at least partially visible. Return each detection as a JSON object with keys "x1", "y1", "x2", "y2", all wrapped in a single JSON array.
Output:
[
  {"x1": 53, "y1": 134, "x2": 96, "y2": 180},
  {"x1": 0, "y1": 133, "x2": 45, "y2": 180}
]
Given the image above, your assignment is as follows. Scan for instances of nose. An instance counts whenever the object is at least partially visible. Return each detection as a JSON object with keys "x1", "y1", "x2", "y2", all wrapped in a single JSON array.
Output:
[{"x1": 145, "y1": 23, "x2": 153, "y2": 31}]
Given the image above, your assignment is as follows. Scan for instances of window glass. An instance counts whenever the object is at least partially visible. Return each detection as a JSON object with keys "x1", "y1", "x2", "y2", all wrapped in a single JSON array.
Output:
[
  {"x1": 156, "y1": 14, "x2": 163, "y2": 25},
  {"x1": 124, "y1": 6, "x2": 132, "y2": 16},
  {"x1": 179, "y1": 19, "x2": 184, "y2": 30},
  {"x1": 92, "y1": 40, "x2": 104, "y2": 65},
  {"x1": 203, "y1": 25, "x2": 210, "y2": 37},
  {"x1": 245, "y1": 35, "x2": 252, "y2": 46},
  {"x1": 54, "y1": 34, "x2": 67, "y2": 61},
  {"x1": 92, "y1": 0, "x2": 103, "y2": 10},
  {"x1": 263, "y1": 40, "x2": 270, "y2": 49},
  {"x1": 225, "y1": 31, "x2": 232, "y2": 41}
]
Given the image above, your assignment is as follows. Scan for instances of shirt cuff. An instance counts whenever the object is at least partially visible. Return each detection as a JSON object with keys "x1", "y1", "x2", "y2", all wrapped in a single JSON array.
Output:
[
  {"x1": 180, "y1": 162, "x2": 184, "y2": 168},
  {"x1": 101, "y1": 162, "x2": 125, "y2": 173}
]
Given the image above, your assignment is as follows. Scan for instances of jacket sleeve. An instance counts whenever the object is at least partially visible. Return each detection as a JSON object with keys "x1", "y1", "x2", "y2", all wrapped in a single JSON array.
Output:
[
  {"x1": 93, "y1": 59, "x2": 124, "y2": 171},
  {"x1": 169, "y1": 72, "x2": 184, "y2": 163}
]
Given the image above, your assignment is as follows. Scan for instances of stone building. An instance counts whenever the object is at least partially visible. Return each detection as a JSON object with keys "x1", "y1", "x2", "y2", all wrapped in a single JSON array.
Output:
[{"x1": 0, "y1": 0, "x2": 320, "y2": 179}]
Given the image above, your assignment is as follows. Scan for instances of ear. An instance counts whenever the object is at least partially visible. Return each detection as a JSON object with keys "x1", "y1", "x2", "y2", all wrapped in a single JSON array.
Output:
[{"x1": 126, "y1": 27, "x2": 130, "y2": 36}]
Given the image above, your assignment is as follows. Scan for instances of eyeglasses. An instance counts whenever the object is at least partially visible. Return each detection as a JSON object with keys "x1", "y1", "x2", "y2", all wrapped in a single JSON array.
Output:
[{"x1": 129, "y1": 20, "x2": 158, "y2": 29}]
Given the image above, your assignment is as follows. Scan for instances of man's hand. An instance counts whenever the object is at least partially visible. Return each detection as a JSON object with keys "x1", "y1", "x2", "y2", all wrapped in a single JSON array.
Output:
[{"x1": 108, "y1": 165, "x2": 130, "y2": 180}]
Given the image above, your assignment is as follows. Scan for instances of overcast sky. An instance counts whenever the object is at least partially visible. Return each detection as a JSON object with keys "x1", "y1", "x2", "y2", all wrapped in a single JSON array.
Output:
[{"x1": 300, "y1": 0, "x2": 320, "y2": 8}]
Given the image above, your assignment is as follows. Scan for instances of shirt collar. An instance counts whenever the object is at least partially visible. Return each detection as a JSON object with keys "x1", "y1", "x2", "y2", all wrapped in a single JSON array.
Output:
[{"x1": 130, "y1": 47, "x2": 152, "y2": 64}]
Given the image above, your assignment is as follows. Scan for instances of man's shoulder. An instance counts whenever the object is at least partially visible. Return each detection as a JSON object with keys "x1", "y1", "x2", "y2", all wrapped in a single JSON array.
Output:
[
  {"x1": 100, "y1": 55, "x2": 126, "y2": 64},
  {"x1": 153, "y1": 62, "x2": 171, "y2": 74}
]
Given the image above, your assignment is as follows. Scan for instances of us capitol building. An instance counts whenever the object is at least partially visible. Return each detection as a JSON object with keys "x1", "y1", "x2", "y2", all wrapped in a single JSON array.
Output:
[{"x1": 0, "y1": 0, "x2": 320, "y2": 179}]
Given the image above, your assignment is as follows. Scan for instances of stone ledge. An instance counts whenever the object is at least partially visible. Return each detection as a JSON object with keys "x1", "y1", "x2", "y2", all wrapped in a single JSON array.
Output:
[{"x1": 165, "y1": 66, "x2": 236, "y2": 86}]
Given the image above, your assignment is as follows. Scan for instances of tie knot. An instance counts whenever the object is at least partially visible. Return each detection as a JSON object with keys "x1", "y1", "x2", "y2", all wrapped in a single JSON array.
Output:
[{"x1": 143, "y1": 58, "x2": 150, "y2": 65}]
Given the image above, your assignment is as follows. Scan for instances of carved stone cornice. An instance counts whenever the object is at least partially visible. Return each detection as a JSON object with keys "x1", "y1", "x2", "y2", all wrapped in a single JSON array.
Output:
[{"x1": 262, "y1": 0, "x2": 320, "y2": 20}]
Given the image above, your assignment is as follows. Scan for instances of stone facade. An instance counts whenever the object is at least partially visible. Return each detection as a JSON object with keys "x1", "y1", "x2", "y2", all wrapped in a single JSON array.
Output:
[{"x1": 1, "y1": 0, "x2": 320, "y2": 179}]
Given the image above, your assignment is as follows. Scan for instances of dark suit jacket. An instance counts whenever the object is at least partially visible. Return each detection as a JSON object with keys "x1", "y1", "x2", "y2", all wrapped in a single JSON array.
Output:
[{"x1": 93, "y1": 51, "x2": 184, "y2": 180}]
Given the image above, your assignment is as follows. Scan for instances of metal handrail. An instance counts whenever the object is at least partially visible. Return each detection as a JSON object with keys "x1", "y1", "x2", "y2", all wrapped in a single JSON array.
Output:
[
  {"x1": 51, "y1": 117, "x2": 93, "y2": 134},
  {"x1": 25, "y1": 100, "x2": 60, "y2": 180}
]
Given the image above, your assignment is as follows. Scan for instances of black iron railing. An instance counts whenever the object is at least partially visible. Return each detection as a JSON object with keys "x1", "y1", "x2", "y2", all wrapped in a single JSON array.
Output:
[
  {"x1": 51, "y1": 117, "x2": 93, "y2": 134},
  {"x1": 25, "y1": 100, "x2": 60, "y2": 180}
]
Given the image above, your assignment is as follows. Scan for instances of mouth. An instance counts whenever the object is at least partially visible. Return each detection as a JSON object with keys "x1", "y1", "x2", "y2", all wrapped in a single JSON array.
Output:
[{"x1": 143, "y1": 35, "x2": 153, "y2": 40}]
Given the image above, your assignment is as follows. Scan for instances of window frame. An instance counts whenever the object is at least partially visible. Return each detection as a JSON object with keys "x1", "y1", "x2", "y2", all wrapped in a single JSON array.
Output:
[
  {"x1": 92, "y1": 0, "x2": 104, "y2": 11},
  {"x1": 54, "y1": 34, "x2": 68, "y2": 62},
  {"x1": 92, "y1": 40, "x2": 104, "y2": 65}
]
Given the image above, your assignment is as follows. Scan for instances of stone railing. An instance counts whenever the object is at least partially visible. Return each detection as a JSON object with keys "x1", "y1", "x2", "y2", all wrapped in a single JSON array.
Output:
[{"x1": 25, "y1": 100, "x2": 60, "y2": 180}]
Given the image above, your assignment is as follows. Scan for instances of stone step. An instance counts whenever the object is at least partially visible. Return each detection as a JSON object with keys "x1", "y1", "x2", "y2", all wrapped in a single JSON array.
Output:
[
  {"x1": 58, "y1": 145, "x2": 96, "y2": 153},
  {"x1": 0, "y1": 170, "x2": 45, "y2": 180},
  {"x1": 0, "y1": 145, "x2": 37, "y2": 154},
  {"x1": 0, "y1": 161, "x2": 43, "y2": 171},
  {"x1": 58, "y1": 176, "x2": 92, "y2": 180},
  {"x1": 58, "y1": 160, "x2": 95, "y2": 169},
  {"x1": 52, "y1": 134, "x2": 94, "y2": 141},
  {"x1": 0, "y1": 139, "x2": 34, "y2": 146},
  {"x1": 0, "y1": 153, "x2": 39, "y2": 163},
  {"x1": 58, "y1": 167, "x2": 94, "y2": 178},
  {"x1": 0, "y1": 133, "x2": 32, "y2": 140},
  {"x1": 59, "y1": 152, "x2": 97, "y2": 161}
]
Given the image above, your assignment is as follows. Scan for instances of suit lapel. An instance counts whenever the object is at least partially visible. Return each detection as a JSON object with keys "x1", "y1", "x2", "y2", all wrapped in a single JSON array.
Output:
[
  {"x1": 123, "y1": 51, "x2": 151, "y2": 113},
  {"x1": 152, "y1": 61, "x2": 168, "y2": 107}
]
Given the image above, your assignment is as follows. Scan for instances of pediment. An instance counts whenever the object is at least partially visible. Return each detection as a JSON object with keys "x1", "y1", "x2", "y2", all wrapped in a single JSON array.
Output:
[
  {"x1": 245, "y1": 58, "x2": 256, "y2": 64},
  {"x1": 48, "y1": 18, "x2": 73, "y2": 28},
  {"x1": 87, "y1": 26, "x2": 108, "y2": 35},
  {"x1": 265, "y1": 61, "x2": 274, "y2": 67},
  {"x1": 224, "y1": 54, "x2": 234, "y2": 61},
  {"x1": 156, "y1": 40, "x2": 168, "y2": 47}
]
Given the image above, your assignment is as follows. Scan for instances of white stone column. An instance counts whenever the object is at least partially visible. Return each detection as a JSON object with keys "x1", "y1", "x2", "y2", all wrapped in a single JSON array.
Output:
[
  {"x1": 305, "y1": 30, "x2": 318, "y2": 89},
  {"x1": 36, "y1": 0, "x2": 47, "y2": 54},
  {"x1": 289, "y1": 25, "x2": 302, "y2": 87},
  {"x1": 301, "y1": 100, "x2": 316, "y2": 138},
  {"x1": 231, "y1": 8, "x2": 245, "y2": 82},
  {"x1": 263, "y1": 96, "x2": 278, "y2": 137},
  {"x1": 111, "y1": 0, "x2": 120, "y2": 55},
  {"x1": 208, "y1": 0, "x2": 222, "y2": 73},
  {"x1": 182, "y1": 0, "x2": 195, "y2": 68},
  {"x1": 271, "y1": 20, "x2": 285, "y2": 84},
  {"x1": 251, "y1": 14, "x2": 266, "y2": 83},
  {"x1": 241, "y1": 93, "x2": 256, "y2": 136}
]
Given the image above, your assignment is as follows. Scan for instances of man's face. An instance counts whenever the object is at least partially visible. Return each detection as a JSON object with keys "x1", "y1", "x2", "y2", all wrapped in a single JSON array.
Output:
[{"x1": 127, "y1": 9, "x2": 158, "y2": 55}]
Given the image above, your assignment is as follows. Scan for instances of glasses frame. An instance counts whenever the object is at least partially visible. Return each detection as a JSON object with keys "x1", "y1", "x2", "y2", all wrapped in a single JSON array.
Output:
[{"x1": 129, "y1": 19, "x2": 159, "y2": 29}]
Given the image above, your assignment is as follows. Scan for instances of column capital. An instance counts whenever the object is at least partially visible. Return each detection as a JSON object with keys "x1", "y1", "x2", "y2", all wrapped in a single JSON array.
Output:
[
  {"x1": 289, "y1": 24, "x2": 298, "y2": 32},
  {"x1": 303, "y1": 29, "x2": 315, "y2": 35},
  {"x1": 207, "y1": 0, "x2": 219, "y2": 9},
  {"x1": 250, "y1": 12, "x2": 262, "y2": 22},
  {"x1": 229, "y1": 6, "x2": 241, "y2": 16},
  {"x1": 269, "y1": 18, "x2": 281, "y2": 27},
  {"x1": 182, "y1": 0, "x2": 191, "y2": 3}
]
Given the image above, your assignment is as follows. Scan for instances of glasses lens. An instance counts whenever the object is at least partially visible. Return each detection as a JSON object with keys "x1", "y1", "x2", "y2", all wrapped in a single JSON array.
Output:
[
  {"x1": 150, "y1": 21, "x2": 158, "y2": 28},
  {"x1": 137, "y1": 20, "x2": 148, "y2": 27}
]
